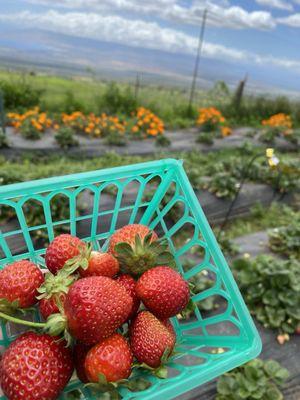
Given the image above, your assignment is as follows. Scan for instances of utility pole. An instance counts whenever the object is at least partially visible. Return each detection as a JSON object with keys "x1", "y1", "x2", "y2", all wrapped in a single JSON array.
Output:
[{"x1": 188, "y1": 8, "x2": 208, "y2": 111}]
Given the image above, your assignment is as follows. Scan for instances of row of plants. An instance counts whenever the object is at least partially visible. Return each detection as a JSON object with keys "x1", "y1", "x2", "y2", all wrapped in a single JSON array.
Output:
[
  {"x1": 196, "y1": 108, "x2": 299, "y2": 146},
  {"x1": 198, "y1": 151, "x2": 299, "y2": 199},
  {"x1": 6, "y1": 107, "x2": 168, "y2": 148},
  {"x1": 4, "y1": 106, "x2": 300, "y2": 151}
]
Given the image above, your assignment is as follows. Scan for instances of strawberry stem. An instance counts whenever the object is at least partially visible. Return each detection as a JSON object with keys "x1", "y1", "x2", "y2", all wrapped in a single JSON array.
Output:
[{"x1": 0, "y1": 311, "x2": 46, "y2": 328}]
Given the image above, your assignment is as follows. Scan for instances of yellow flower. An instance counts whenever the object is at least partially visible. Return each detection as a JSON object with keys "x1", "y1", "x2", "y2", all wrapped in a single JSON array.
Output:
[{"x1": 266, "y1": 148, "x2": 274, "y2": 158}]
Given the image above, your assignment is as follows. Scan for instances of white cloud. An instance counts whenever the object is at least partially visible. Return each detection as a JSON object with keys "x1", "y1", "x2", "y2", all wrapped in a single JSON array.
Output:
[
  {"x1": 25, "y1": 0, "x2": 276, "y2": 30},
  {"x1": 255, "y1": 0, "x2": 293, "y2": 11},
  {"x1": 0, "y1": 10, "x2": 299, "y2": 73},
  {"x1": 278, "y1": 13, "x2": 300, "y2": 26}
]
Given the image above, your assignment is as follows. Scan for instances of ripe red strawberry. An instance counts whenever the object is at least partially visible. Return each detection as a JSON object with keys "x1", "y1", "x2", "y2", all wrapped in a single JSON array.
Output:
[
  {"x1": 130, "y1": 311, "x2": 176, "y2": 368},
  {"x1": 39, "y1": 293, "x2": 66, "y2": 320},
  {"x1": 108, "y1": 224, "x2": 174, "y2": 276},
  {"x1": 109, "y1": 224, "x2": 158, "y2": 255},
  {"x1": 85, "y1": 333, "x2": 133, "y2": 383},
  {"x1": 63, "y1": 276, "x2": 133, "y2": 345},
  {"x1": 0, "y1": 332, "x2": 73, "y2": 400},
  {"x1": 136, "y1": 266, "x2": 190, "y2": 319},
  {"x1": 45, "y1": 234, "x2": 84, "y2": 274},
  {"x1": 78, "y1": 251, "x2": 119, "y2": 278},
  {"x1": 0, "y1": 260, "x2": 44, "y2": 311},
  {"x1": 116, "y1": 274, "x2": 140, "y2": 320},
  {"x1": 63, "y1": 243, "x2": 120, "y2": 278},
  {"x1": 73, "y1": 342, "x2": 91, "y2": 383}
]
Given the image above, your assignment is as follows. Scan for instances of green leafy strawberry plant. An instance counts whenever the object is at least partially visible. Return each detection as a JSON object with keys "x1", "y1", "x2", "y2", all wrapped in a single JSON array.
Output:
[
  {"x1": 232, "y1": 255, "x2": 300, "y2": 334},
  {"x1": 216, "y1": 358, "x2": 289, "y2": 400},
  {"x1": 268, "y1": 218, "x2": 300, "y2": 258},
  {"x1": 201, "y1": 172, "x2": 239, "y2": 199}
]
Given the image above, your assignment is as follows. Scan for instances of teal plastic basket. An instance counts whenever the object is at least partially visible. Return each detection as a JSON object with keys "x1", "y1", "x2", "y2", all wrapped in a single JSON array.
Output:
[{"x1": 0, "y1": 159, "x2": 261, "y2": 400}]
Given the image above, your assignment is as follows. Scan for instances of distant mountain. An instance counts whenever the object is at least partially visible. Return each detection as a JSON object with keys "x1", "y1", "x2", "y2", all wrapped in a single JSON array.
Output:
[{"x1": 0, "y1": 25, "x2": 299, "y2": 97}]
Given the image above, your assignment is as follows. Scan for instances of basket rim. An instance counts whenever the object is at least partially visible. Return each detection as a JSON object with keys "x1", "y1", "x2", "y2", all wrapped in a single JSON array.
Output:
[{"x1": 0, "y1": 158, "x2": 182, "y2": 200}]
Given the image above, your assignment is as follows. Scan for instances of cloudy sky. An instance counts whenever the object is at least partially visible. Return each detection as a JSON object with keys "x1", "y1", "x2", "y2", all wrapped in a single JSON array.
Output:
[{"x1": 0, "y1": 0, "x2": 299, "y2": 93}]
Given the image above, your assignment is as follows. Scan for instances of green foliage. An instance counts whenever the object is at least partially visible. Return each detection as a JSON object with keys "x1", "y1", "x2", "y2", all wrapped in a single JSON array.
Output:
[
  {"x1": 20, "y1": 118, "x2": 43, "y2": 140},
  {"x1": 196, "y1": 131, "x2": 214, "y2": 145},
  {"x1": 201, "y1": 173, "x2": 239, "y2": 199},
  {"x1": 209, "y1": 81, "x2": 230, "y2": 98},
  {"x1": 268, "y1": 160, "x2": 300, "y2": 194},
  {"x1": 222, "y1": 95, "x2": 299, "y2": 126},
  {"x1": 0, "y1": 79, "x2": 42, "y2": 110},
  {"x1": 55, "y1": 126, "x2": 79, "y2": 149},
  {"x1": 225, "y1": 203, "x2": 299, "y2": 239},
  {"x1": 104, "y1": 131, "x2": 127, "y2": 146},
  {"x1": 197, "y1": 153, "x2": 299, "y2": 199},
  {"x1": 268, "y1": 218, "x2": 300, "y2": 258},
  {"x1": 216, "y1": 358, "x2": 289, "y2": 400},
  {"x1": 233, "y1": 255, "x2": 300, "y2": 333},
  {"x1": 60, "y1": 90, "x2": 86, "y2": 114},
  {"x1": 259, "y1": 128, "x2": 278, "y2": 144},
  {"x1": 98, "y1": 83, "x2": 137, "y2": 115},
  {"x1": 217, "y1": 231, "x2": 240, "y2": 256}
]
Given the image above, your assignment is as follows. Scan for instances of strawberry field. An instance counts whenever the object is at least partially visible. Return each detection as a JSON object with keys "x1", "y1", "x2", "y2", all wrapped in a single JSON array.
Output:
[{"x1": 0, "y1": 73, "x2": 299, "y2": 400}]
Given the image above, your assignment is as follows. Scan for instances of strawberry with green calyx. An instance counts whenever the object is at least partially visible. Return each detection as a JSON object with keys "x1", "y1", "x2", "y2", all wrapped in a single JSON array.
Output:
[
  {"x1": 130, "y1": 311, "x2": 176, "y2": 376},
  {"x1": 63, "y1": 244, "x2": 119, "y2": 278},
  {"x1": 37, "y1": 269, "x2": 77, "y2": 319},
  {"x1": 0, "y1": 332, "x2": 73, "y2": 400},
  {"x1": 116, "y1": 274, "x2": 140, "y2": 320},
  {"x1": 136, "y1": 266, "x2": 190, "y2": 319},
  {"x1": 0, "y1": 260, "x2": 44, "y2": 315},
  {"x1": 84, "y1": 333, "x2": 133, "y2": 400},
  {"x1": 45, "y1": 234, "x2": 85, "y2": 274},
  {"x1": 109, "y1": 224, "x2": 175, "y2": 276}
]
